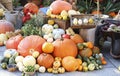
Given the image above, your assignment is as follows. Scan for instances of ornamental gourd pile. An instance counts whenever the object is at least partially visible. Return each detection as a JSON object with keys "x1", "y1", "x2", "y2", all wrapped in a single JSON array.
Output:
[{"x1": 0, "y1": 0, "x2": 107, "y2": 75}]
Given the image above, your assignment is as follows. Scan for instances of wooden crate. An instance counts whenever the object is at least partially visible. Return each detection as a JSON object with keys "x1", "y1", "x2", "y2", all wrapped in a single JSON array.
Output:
[
  {"x1": 50, "y1": 18, "x2": 70, "y2": 30},
  {"x1": 45, "y1": 15, "x2": 70, "y2": 30},
  {"x1": 70, "y1": 14, "x2": 96, "y2": 29}
]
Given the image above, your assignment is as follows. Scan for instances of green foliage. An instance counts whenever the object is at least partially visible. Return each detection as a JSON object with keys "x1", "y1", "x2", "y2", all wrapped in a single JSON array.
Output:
[
  {"x1": 100, "y1": 0, "x2": 120, "y2": 14},
  {"x1": 76, "y1": 0, "x2": 120, "y2": 14},
  {"x1": 24, "y1": 66, "x2": 35, "y2": 72},
  {"x1": 76, "y1": 0, "x2": 96, "y2": 14},
  {"x1": 21, "y1": 13, "x2": 45, "y2": 36},
  {"x1": 42, "y1": 0, "x2": 54, "y2": 6},
  {"x1": 12, "y1": 0, "x2": 21, "y2": 7}
]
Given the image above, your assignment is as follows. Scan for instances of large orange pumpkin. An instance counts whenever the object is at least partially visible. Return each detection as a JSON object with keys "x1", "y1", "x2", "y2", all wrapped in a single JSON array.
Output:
[
  {"x1": 71, "y1": 34, "x2": 84, "y2": 44},
  {"x1": 50, "y1": 0, "x2": 72, "y2": 14},
  {"x1": 0, "y1": 20, "x2": 14, "y2": 34},
  {"x1": 18, "y1": 35, "x2": 46, "y2": 56},
  {"x1": 53, "y1": 39, "x2": 78, "y2": 58},
  {"x1": 23, "y1": 3, "x2": 39, "y2": 14},
  {"x1": 6, "y1": 35, "x2": 23, "y2": 49},
  {"x1": 37, "y1": 53, "x2": 54, "y2": 68},
  {"x1": 62, "y1": 56, "x2": 79, "y2": 72}
]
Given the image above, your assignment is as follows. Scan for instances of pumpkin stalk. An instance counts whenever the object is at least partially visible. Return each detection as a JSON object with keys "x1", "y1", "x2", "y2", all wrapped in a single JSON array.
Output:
[{"x1": 29, "y1": 49, "x2": 35, "y2": 54}]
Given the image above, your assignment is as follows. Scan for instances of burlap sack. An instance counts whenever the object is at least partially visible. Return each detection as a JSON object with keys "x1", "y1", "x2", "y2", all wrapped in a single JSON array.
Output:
[{"x1": 0, "y1": 0, "x2": 13, "y2": 11}]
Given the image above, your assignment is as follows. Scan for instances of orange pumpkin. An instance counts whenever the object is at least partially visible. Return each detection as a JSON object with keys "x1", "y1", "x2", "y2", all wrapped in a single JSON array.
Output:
[
  {"x1": 23, "y1": 3, "x2": 39, "y2": 14},
  {"x1": 79, "y1": 48, "x2": 92, "y2": 57},
  {"x1": 50, "y1": 0, "x2": 72, "y2": 14},
  {"x1": 109, "y1": 12, "x2": 116, "y2": 17},
  {"x1": 37, "y1": 53, "x2": 54, "y2": 68},
  {"x1": 42, "y1": 42, "x2": 54, "y2": 53},
  {"x1": 0, "y1": 20, "x2": 14, "y2": 34},
  {"x1": 91, "y1": 10, "x2": 102, "y2": 15},
  {"x1": 53, "y1": 39, "x2": 78, "y2": 58},
  {"x1": 62, "y1": 56, "x2": 79, "y2": 72},
  {"x1": 6, "y1": 35, "x2": 23, "y2": 49},
  {"x1": 92, "y1": 46, "x2": 100, "y2": 54},
  {"x1": 18, "y1": 35, "x2": 46, "y2": 56},
  {"x1": 86, "y1": 42, "x2": 94, "y2": 49},
  {"x1": 71, "y1": 34, "x2": 84, "y2": 44}
]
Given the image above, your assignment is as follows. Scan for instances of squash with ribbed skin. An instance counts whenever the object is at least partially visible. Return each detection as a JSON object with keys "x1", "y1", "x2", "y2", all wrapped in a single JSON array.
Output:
[
  {"x1": 0, "y1": 20, "x2": 14, "y2": 34},
  {"x1": 71, "y1": 34, "x2": 84, "y2": 44},
  {"x1": 37, "y1": 53, "x2": 54, "y2": 68},
  {"x1": 6, "y1": 35, "x2": 23, "y2": 49},
  {"x1": 62, "y1": 56, "x2": 79, "y2": 72},
  {"x1": 17, "y1": 35, "x2": 46, "y2": 56},
  {"x1": 50, "y1": 0, "x2": 72, "y2": 14},
  {"x1": 53, "y1": 38, "x2": 78, "y2": 58},
  {"x1": 23, "y1": 3, "x2": 39, "y2": 14}
]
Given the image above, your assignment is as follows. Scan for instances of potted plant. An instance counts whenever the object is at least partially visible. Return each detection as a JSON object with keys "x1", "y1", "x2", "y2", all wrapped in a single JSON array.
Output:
[{"x1": 23, "y1": 66, "x2": 36, "y2": 75}]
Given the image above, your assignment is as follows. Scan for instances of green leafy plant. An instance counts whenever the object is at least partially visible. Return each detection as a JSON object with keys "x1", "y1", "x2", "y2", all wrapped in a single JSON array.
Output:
[
  {"x1": 21, "y1": 13, "x2": 45, "y2": 36},
  {"x1": 42, "y1": 0, "x2": 54, "y2": 7},
  {"x1": 12, "y1": 0, "x2": 21, "y2": 8},
  {"x1": 100, "y1": 0, "x2": 120, "y2": 14},
  {"x1": 76, "y1": 0, "x2": 96, "y2": 14}
]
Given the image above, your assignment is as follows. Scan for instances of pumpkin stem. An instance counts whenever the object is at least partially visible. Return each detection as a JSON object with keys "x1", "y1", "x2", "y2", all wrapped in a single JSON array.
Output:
[
  {"x1": 29, "y1": 49, "x2": 35, "y2": 54},
  {"x1": 42, "y1": 53, "x2": 47, "y2": 56}
]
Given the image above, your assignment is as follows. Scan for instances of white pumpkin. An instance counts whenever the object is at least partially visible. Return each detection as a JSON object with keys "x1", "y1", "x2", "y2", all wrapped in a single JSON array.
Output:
[
  {"x1": 42, "y1": 24, "x2": 54, "y2": 35},
  {"x1": 54, "y1": 34, "x2": 62, "y2": 40},
  {"x1": 68, "y1": 10, "x2": 77, "y2": 16},
  {"x1": 23, "y1": 56, "x2": 36, "y2": 66},
  {"x1": 4, "y1": 50, "x2": 11, "y2": 58},
  {"x1": 15, "y1": 56, "x2": 24, "y2": 63},
  {"x1": 53, "y1": 29, "x2": 65, "y2": 36},
  {"x1": 0, "y1": 34, "x2": 8, "y2": 45},
  {"x1": 39, "y1": 66, "x2": 46, "y2": 73}
]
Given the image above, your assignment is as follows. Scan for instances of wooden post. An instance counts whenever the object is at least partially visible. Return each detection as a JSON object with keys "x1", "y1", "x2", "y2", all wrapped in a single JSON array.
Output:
[{"x1": 97, "y1": 0, "x2": 100, "y2": 18}]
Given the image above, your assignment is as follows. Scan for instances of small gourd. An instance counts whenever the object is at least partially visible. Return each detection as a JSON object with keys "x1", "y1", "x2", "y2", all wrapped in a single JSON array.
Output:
[
  {"x1": 88, "y1": 63, "x2": 95, "y2": 71},
  {"x1": 4, "y1": 50, "x2": 11, "y2": 58},
  {"x1": 83, "y1": 18, "x2": 88, "y2": 24},
  {"x1": 18, "y1": 65, "x2": 24, "y2": 72},
  {"x1": 55, "y1": 57, "x2": 62, "y2": 62},
  {"x1": 47, "y1": 38, "x2": 53, "y2": 43},
  {"x1": 73, "y1": 18, "x2": 78, "y2": 25},
  {"x1": 39, "y1": 66, "x2": 46, "y2": 73},
  {"x1": 0, "y1": 34, "x2": 8, "y2": 46},
  {"x1": 47, "y1": 68, "x2": 53, "y2": 73},
  {"x1": 35, "y1": 64, "x2": 40, "y2": 71},
  {"x1": 77, "y1": 65, "x2": 83, "y2": 71},
  {"x1": 32, "y1": 51, "x2": 40, "y2": 58},
  {"x1": 78, "y1": 19, "x2": 83, "y2": 25},
  {"x1": 83, "y1": 66, "x2": 88, "y2": 72},
  {"x1": 53, "y1": 61, "x2": 61, "y2": 68},
  {"x1": 58, "y1": 67, "x2": 65, "y2": 73},
  {"x1": 52, "y1": 69, "x2": 58, "y2": 74},
  {"x1": 16, "y1": 62, "x2": 23, "y2": 68},
  {"x1": 82, "y1": 62, "x2": 87, "y2": 67}
]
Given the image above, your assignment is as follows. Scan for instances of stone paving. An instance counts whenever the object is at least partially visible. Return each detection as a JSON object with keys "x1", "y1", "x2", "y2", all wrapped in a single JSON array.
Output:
[{"x1": 0, "y1": 42, "x2": 120, "y2": 76}]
